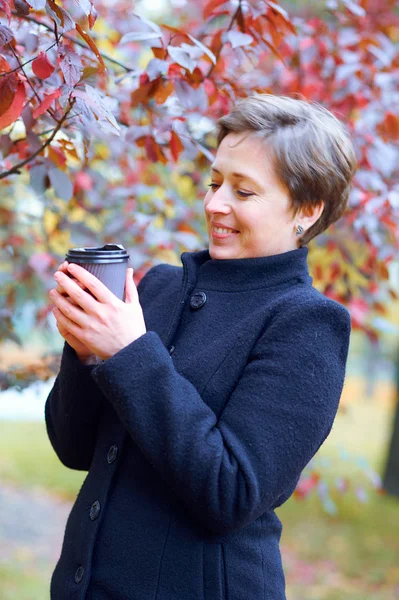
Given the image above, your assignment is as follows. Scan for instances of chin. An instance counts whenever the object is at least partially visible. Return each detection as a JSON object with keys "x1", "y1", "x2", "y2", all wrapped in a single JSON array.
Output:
[{"x1": 208, "y1": 244, "x2": 237, "y2": 260}]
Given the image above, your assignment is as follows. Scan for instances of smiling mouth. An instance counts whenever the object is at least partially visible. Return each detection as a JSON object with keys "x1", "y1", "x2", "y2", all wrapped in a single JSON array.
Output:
[{"x1": 212, "y1": 226, "x2": 239, "y2": 234}]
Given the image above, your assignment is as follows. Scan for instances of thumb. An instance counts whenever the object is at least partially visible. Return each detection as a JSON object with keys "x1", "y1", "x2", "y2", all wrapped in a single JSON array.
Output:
[{"x1": 124, "y1": 268, "x2": 136, "y2": 303}]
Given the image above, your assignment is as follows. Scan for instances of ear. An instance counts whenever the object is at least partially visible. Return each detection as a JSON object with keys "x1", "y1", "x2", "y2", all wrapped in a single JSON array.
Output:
[{"x1": 296, "y1": 201, "x2": 324, "y2": 232}]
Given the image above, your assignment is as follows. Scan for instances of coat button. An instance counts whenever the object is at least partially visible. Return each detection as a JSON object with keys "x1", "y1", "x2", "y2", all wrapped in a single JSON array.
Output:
[
  {"x1": 190, "y1": 292, "x2": 207, "y2": 310},
  {"x1": 107, "y1": 444, "x2": 118, "y2": 464},
  {"x1": 168, "y1": 345, "x2": 175, "y2": 356},
  {"x1": 89, "y1": 500, "x2": 101, "y2": 521},
  {"x1": 75, "y1": 565, "x2": 84, "y2": 584}
]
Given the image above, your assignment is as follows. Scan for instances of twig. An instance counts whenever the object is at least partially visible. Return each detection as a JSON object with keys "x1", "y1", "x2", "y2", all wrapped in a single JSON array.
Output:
[
  {"x1": 10, "y1": 11, "x2": 136, "y2": 73},
  {"x1": 0, "y1": 38, "x2": 62, "y2": 78},
  {"x1": 7, "y1": 43, "x2": 60, "y2": 124},
  {"x1": 206, "y1": 1, "x2": 242, "y2": 79},
  {"x1": 0, "y1": 98, "x2": 76, "y2": 180}
]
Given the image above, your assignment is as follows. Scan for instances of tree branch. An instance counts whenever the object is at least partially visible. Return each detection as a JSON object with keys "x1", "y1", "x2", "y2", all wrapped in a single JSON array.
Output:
[
  {"x1": 0, "y1": 98, "x2": 76, "y2": 180},
  {"x1": 10, "y1": 11, "x2": 138, "y2": 74},
  {"x1": 206, "y1": 1, "x2": 242, "y2": 79}
]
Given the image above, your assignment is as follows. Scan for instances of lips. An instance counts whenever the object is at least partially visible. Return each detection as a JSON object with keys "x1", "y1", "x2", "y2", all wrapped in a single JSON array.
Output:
[{"x1": 211, "y1": 222, "x2": 239, "y2": 232}]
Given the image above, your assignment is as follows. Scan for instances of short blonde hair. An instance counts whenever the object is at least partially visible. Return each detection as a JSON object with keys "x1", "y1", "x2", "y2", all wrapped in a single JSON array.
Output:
[{"x1": 216, "y1": 94, "x2": 357, "y2": 245}]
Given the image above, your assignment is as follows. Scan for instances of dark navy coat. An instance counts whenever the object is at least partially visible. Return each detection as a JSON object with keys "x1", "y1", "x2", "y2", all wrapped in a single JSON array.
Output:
[{"x1": 45, "y1": 246, "x2": 351, "y2": 600}]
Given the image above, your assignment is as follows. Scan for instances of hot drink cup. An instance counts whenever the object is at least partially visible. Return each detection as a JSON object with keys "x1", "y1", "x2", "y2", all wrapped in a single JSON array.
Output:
[
  {"x1": 63, "y1": 244, "x2": 130, "y2": 364},
  {"x1": 64, "y1": 244, "x2": 130, "y2": 301}
]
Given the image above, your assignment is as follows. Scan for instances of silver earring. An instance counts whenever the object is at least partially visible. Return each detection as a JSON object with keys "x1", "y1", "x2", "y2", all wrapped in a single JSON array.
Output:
[{"x1": 295, "y1": 225, "x2": 304, "y2": 236}]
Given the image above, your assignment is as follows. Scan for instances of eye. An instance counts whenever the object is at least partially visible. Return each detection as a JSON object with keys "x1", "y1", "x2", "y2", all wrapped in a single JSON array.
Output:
[
  {"x1": 236, "y1": 190, "x2": 254, "y2": 198},
  {"x1": 208, "y1": 183, "x2": 254, "y2": 198}
]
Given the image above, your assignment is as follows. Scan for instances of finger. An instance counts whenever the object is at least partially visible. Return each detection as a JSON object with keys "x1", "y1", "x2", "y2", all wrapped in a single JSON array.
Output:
[
  {"x1": 53, "y1": 307, "x2": 85, "y2": 340},
  {"x1": 125, "y1": 268, "x2": 138, "y2": 304},
  {"x1": 53, "y1": 270, "x2": 99, "y2": 313},
  {"x1": 65, "y1": 263, "x2": 115, "y2": 305},
  {"x1": 55, "y1": 279, "x2": 85, "y2": 295},
  {"x1": 50, "y1": 289, "x2": 89, "y2": 328}
]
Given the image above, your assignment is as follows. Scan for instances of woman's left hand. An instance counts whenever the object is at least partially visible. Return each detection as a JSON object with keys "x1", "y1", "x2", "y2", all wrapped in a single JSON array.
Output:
[{"x1": 50, "y1": 263, "x2": 147, "y2": 361}]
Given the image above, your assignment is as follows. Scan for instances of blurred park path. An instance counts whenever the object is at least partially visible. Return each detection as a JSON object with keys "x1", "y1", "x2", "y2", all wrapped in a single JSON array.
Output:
[{"x1": 1, "y1": 479, "x2": 398, "y2": 600}]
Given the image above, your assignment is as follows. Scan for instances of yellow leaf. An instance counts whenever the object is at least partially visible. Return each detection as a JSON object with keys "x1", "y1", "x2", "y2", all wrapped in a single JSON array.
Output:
[
  {"x1": 156, "y1": 249, "x2": 180, "y2": 265},
  {"x1": 164, "y1": 203, "x2": 175, "y2": 219},
  {"x1": 174, "y1": 175, "x2": 195, "y2": 203},
  {"x1": 86, "y1": 214, "x2": 103, "y2": 232},
  {"x1": 153, "y1": 214, "x2": 165, "y2": 229},
  {"x1": 43, "y1": 210, "x2": 58, "y2": 235},
  {"x1": 49, "y1": 230, "x2": 71, "y2": 255},
  {"x1": 154, "y1": 185, "x2": 166, "y2": 201},
  {"x1": 139, "y1": 50, "x2": 154, "y2": 70},
  {"x1": 69, "y1": 206, "x2": 86, "y2": 223},
  {"x1": 94, "y1": 143, "x2": 111, "y2": 160}
]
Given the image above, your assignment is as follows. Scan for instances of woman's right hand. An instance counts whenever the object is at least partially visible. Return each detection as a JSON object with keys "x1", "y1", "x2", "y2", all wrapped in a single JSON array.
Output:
[{"x1": 51, "y1": 262, "x2": 97, "y2": 364}]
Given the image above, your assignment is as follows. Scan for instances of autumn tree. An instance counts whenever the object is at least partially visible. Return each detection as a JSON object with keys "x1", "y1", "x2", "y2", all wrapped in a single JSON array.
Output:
[{"x1": 0, "y1": 0, "x2": 398, "y2": 370}]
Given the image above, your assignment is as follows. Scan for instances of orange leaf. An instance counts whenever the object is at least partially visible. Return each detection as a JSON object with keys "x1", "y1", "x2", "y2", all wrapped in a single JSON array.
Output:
[
  {"x1": 88, "y1": 7, "x2": 98, "y2": 29},
  {"x1": 32, "y1": 89, "x2": 61, "y2": 119},
  {"x1": 170, "y1": 130, "x2": 184, "y2": 161},
  {"x1": 32, "y1": 51, "x2": 55, "y2": 79},
  {"x1": 47, "y1": 144, "x2": 67, "y2": 169},
  {"x1": 0, "y1": 80, "x2": 26, "y2": 130},
  {"x1": 154, "y1": 79, "x2": 174, "y2": 104},
  {"x1": 131, "y1": 80, "x2": 159, "y2": 108},
  {"x1": 177, "y1": 223, "x2": 197, "y2": 234},
  {"x1": 377, "y1": 112, "x2": 399, "y2": 142},
  {"x1": 75, "y1": 23, "x2": 106, "y2": 72},
  {"x1": 152, "y1": 47, "x2": 165, "y2": 59},
  {"x1": 0, "y1": 55, "x2": 11, "y2": 73}
]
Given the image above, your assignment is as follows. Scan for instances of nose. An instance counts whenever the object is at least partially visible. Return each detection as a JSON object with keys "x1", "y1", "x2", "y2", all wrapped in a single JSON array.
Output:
[{"x1": 204, "y1": 187, "x2": 232, "y2": 216}]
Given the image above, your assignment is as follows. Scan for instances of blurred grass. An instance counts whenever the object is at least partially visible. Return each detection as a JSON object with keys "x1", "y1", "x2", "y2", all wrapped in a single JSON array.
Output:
[
  {"x1": 0, "y1": 421, "x2": 85, "y2": 499},
  {"x1": 0, "y1": 561, "x2": 49, "y2": 600},
  {"x1": 0, "y1": 373, "x2": 398, "y2": 599}
]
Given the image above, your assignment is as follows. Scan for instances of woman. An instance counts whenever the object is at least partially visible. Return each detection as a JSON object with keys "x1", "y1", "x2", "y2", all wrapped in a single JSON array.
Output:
[{"x1": 46, "y1": 94, "x2": 357, "y2": 600}]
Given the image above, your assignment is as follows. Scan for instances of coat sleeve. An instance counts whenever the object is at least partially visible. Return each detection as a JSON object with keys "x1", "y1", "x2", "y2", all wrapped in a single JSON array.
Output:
[
  {"x1": 44, "y1": 264, "x2": 161, "y2": 471},
  {"x1": 44, "y1": 342, "x2": 107, "y2": 470},
  {"x1": 90, "y1": 299, "x2": 351, "y2": 534}
]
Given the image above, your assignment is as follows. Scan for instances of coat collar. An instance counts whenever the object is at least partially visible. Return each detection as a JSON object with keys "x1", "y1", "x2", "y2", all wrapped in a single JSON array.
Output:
[{"x1": 180, "y1": 247, "x2": 311, "y2": 292}]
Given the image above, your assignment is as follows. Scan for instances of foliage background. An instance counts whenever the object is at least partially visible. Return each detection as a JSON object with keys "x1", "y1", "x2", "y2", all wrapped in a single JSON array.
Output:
[{"x1": 0, "y1": 0, "x2": 399, "y2": 598}]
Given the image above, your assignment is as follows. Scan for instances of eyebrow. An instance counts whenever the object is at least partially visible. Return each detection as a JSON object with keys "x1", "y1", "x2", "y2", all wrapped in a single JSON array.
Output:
[{"x1": 211, "y1": 167, "x2": 264, "y2": 190}]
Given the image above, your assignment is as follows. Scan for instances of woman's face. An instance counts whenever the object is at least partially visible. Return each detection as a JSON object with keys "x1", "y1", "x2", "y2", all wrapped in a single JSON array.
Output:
[{"x1": 204, "y1": 131, "x2": 300, "y2": 260}]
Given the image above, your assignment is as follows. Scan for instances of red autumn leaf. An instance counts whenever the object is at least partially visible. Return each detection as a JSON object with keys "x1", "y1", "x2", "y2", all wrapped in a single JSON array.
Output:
[
  {"x1": 74, "y1": 171, "x2": 93, "y2": 192},
  {"x1": 294, "y1": 472, "x2": 320, "y2": 500},
  {"x1": 0, "y1": 73, "x2": 18, "y2": 115},
  {"x1": 170, "y1": 130, "x2": 184, "y2": 161},
  {"x1": 0, "y1": 0, "x2": 14, "y2": 21},
  {"x1": 32, "y1": 51, "x2": 55, "y2": 79},
  {"x1": 32, "y1": 89, "x2": 61, "y2": 119},
  {"x1": 145, "y1": 135, "x2": 160, "y2": 163},
  {"x1": 0, "y1": 79, "x2": 26, "y2": 130},
  {"x1": 203, "y1": 0, "x2": 228, "y2": 20}
]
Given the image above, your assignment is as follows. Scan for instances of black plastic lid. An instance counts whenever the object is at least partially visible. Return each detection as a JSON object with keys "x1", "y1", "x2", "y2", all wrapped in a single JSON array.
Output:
[{"x1": 65, "y1": 244, "x2": 130, "y2": 264}]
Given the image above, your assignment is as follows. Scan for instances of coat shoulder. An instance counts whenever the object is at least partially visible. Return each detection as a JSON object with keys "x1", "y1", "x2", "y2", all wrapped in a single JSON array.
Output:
[
  {"x1": 271, "y1": 282, "x2": 351, "y2": 326},
  {"x1": 137, "y1": 263, "x2": 182, "y2": 298}
]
